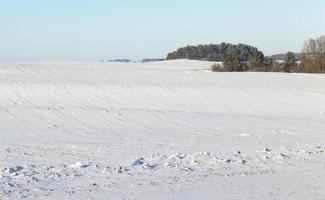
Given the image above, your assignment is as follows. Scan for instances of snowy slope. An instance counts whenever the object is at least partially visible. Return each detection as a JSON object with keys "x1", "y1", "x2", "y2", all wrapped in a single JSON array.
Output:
[{"x1": 0, "y1": 60, "x2": 325, "y2": 199}]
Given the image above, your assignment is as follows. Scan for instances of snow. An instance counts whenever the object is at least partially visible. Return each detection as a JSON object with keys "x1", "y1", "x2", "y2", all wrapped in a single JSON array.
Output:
[{"x1": 0, "y1": 59, "x2": 325, "y2": 199}]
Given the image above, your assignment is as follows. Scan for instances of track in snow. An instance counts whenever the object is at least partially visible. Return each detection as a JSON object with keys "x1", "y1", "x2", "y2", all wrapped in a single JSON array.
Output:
[{"x1": 1, "y1": 60, "x2": 325, "y2": 199}]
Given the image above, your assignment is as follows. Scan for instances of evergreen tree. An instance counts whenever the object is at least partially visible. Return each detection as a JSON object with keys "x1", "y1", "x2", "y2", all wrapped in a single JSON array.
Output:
[
  {"x1": 249, "y1": 51, "x2": 265, "y2": 71},
  {"x1": 223, "y1": 53, "x2": 243, "y2": 71},
  {"x1": 283, "y1": 52, "x2": 297, "y2": 72}
]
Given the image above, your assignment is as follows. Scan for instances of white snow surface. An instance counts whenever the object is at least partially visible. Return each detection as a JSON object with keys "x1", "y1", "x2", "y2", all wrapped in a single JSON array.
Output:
[{"x1": 1, "y1": 59, "x2": 325, "y2": 199}]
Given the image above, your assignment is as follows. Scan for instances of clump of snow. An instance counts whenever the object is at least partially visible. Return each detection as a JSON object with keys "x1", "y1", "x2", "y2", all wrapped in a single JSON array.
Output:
[
  {"x1": 6, "y1": 166, "x2": 24, "y2": 174},
  {"x1": 69, "y1": 162, "x2": 91, "y2": 169}
]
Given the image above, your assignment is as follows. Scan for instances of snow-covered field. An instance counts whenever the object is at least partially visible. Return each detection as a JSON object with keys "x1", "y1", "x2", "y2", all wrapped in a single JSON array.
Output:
[{"x1": 1, "y1": 60, "x2": 325, "y2": 199}]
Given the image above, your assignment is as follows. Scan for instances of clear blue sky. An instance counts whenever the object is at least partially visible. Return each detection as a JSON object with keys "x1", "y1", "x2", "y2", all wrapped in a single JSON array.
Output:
[{"x1": 0, "y1": 0, "x2": 324, "y2": 61}]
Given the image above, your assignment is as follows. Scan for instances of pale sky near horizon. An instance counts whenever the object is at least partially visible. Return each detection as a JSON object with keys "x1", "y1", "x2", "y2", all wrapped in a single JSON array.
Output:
[{"x1": 0, "y1": 0, "x2": 325, "y2": 61}]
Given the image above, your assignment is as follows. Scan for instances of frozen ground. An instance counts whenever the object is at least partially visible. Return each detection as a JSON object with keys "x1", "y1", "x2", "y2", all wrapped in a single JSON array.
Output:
[{"x1": 0, "y1": 60, "x2": 325, "y2": 199}]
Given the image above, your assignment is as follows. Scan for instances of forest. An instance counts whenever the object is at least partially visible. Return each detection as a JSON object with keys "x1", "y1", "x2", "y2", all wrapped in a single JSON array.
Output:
[
  {"x1": 167, "y1": 36, "x2": 325, "y2": 73},
  {"x1": 166, "y1": 43, "x2": 261, "y2": 62}
]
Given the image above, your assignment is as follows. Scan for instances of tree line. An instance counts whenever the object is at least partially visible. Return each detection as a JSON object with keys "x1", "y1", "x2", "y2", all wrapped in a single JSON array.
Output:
[
  {"x1": 166, "y1": 43, "x2": 261, "y2": 62},
  {"x1": 167, "y1": 35, "x2": 325, "y2": 73}
]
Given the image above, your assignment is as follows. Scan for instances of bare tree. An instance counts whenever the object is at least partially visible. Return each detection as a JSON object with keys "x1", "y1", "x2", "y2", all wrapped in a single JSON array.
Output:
[{"x1": 301, "y1": 36, "x2": 325, "y2": 73}]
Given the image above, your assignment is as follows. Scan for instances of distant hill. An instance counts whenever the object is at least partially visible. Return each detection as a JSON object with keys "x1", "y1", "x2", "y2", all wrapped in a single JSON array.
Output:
[
  {"x1": 108, "y1": 59, "x2": 130, "y2": 63},
  {"x1": 141, "y1": 58, "x2": 165, "y2": 63},
  {"x1": 268, "y1": 53, "x2": 301, "y2": 61}
]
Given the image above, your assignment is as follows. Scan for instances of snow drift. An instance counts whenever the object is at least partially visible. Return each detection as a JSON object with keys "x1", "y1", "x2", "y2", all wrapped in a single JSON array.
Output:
[{"x1": 0, "y1": 60, "x2": 325, "y2": 199}]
